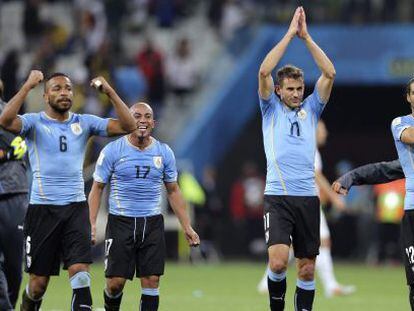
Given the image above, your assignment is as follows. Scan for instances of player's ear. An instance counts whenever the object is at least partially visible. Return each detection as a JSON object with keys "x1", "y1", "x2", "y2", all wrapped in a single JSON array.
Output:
[
  {"x1": 43, "y1": 92, "x2": 49, "y2": 104},
  {"x1": 275, "y1": 85, "x2": 281, "y2": 96}
]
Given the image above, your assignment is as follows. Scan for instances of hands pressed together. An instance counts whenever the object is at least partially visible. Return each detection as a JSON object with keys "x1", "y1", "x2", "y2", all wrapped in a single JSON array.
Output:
[{"x1": 287, "y1": 6, "x2": 310, "y2": 40}]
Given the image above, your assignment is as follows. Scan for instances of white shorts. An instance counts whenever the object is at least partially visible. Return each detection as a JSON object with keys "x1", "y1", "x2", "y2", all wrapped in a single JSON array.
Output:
[{"x1": 320, "y1": 209, "x2": 330, "y2": 240}]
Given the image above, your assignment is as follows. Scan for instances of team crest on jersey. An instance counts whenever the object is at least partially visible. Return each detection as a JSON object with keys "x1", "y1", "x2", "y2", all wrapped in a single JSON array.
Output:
[
  {"x1": 153, "y1": 156, "x2": 163, "y2": 169},
  {"x1": 297, "y1": 108, "x2": 307, "y2": 120},
  {"x1": 71, "y1": 123, "x2": 83, "y2": 135}
]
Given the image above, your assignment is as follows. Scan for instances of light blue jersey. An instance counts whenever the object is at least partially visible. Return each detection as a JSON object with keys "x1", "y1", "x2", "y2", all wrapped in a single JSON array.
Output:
[
  {"x1": 20, "y1": 112, "x2": 109, "y2": 205},
  {"x1": 259, "y1": 87, "x2": 325, "y2": 196},
  {"x1": 391, "y1": 115, "x2": 414, "y2": 210},
  {"x1": 93, "y1": 136, "x2": 177, "y2": 217}
]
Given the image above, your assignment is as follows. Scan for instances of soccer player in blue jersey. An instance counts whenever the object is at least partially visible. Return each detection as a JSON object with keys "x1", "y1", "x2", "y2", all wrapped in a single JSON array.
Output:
[
  {"x1": 88, "y1": 102, "x2": 200, "y2": 311},
  {"x1": 0, "y1": 70, "x2": 137, "y2": 311},
  {"x1": 258, "y1": 7, "x2": 336, "y2": 311},
  {"x1": 390, "y1": 78, "x2": 414, "y2": 311}
]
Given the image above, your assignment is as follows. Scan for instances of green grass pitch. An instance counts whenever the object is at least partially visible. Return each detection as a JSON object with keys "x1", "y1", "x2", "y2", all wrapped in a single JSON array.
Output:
[{"x1": 17, "y1": 262, "x2": 408, "y2": 310}]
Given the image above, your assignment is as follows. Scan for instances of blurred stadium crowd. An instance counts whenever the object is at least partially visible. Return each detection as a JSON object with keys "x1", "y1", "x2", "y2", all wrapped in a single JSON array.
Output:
[{"x1": 0, "y1": 0, "x2": 411, "y2": 264}]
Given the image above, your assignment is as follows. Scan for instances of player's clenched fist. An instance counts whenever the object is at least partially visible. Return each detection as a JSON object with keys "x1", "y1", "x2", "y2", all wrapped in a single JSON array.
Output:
[
  {"x1": 25, "y1": 70, "x2": 44, "y2": 89},
  {"x1": 90, "y1": 76, "x2": 113, "y2": 95}
]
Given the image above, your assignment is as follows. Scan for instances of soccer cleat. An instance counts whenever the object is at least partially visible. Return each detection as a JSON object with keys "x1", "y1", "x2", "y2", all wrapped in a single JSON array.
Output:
[{"x1": 325, "y1": 284, "x2": 356, "y2": 298}]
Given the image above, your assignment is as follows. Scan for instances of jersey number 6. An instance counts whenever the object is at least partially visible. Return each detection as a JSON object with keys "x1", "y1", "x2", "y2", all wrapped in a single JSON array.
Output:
[{"x1": 59, "y1": 135, "x2": 67, "y2": 152}]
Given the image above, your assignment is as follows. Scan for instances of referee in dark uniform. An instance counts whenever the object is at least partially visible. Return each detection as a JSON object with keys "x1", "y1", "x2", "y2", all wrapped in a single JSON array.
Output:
[{"x1": 0, "y1": 79, "x2": 29, "y2": 310}]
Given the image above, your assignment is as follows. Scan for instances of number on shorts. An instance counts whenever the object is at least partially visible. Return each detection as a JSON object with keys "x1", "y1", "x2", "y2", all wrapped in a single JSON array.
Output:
[
  {"x1": 105, "y1": 238, "x2": 113, "y2": 256},
  {"x1": 26, "y1": 236, "x2": 31, "y2": 254},
  {"x1": 264, "y1": 213, "x2": 270, "y2": 231},
  {"x1": 406, "y1": 246, "x2": 414, "y2": 264}
]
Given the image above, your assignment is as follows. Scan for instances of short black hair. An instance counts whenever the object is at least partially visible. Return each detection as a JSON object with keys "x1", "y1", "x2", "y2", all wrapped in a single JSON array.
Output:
[{"x1": 44, "y1": 72, "x2": 71, "y2": 91}]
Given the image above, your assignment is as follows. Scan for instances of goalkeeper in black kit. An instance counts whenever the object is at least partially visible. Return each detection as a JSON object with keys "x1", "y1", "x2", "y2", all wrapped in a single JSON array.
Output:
[{"x1": 0, "y1": 79, "x2": 29, "y2": 310}]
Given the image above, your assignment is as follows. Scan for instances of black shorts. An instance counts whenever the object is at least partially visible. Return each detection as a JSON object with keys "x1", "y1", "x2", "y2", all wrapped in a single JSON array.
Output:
[
  {"x1": 264, "y1": 195, "x2": 320, "y2": 258},
  {"x1": 105, "y1": 214, "x2": 166, "y2": 280},
  {"x1": 23, "y1": 201, "x2": 92, "y2": 276},
  {"x1": 401, "y1": 210, "x2": 414, "y2": 285}
]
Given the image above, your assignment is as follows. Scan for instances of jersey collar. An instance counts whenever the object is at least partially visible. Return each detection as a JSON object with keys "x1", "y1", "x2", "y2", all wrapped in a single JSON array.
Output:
[
  {"x1": 42, "y1": 111, "x2": 73, "y2": 123},
  {"x1": 125, "y1": 135, "x2": 155, "y2": 151}
]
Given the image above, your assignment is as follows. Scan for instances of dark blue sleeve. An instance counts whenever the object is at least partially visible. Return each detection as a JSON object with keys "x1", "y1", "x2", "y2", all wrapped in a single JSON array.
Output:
[{"x1": 336, "y1": 160, "x2": 404, "y2": 190}]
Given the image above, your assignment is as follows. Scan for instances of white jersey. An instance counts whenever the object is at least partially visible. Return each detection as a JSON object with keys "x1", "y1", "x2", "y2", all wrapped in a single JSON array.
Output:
[
  {"x1": 315, "y1": 149, "x2": 322, "y2": 195},
  {"x1": 315, "y1": 149, "x2": 330, "y2": 239}
]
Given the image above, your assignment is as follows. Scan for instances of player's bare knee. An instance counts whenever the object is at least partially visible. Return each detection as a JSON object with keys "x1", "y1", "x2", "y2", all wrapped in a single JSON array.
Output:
[
  {"x1": 269, "y1": 258, "x2": 288, "y2": 273},
  {"x1": 141, "y1": 275, "x2": 160, "y2": 288},
  {"x1": 68, "y1": 263, "x2": 89, "y2": 277},
  {"x1": 298, "y1": 262, "x2": 315, "y2": 281},
  {"x1": 106, "y1": 278, "x2": 126, "y2": 296},
  {"x1": 28, "y1": 276, "x2": 49, "y2": 299}
]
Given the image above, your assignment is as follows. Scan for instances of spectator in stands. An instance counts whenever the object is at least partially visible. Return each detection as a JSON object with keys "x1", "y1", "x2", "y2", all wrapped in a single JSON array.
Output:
[
  {"x1": 76, "y1": 0, "x2": 107, "y2": 54},
  {"x1": 23, "y1": 0, "x2": 44, "y2": 47},
  {"x1": 229, "y1": 161, "x2": 265, "y2": 256},
  {"x1": 373, "y1": 179, "x2": 405, "y2": 264},
  {"x1": 136, "y1": 38, "x2": 166, "y2": 113},
  {"x1": 0, "y1": 50, "x2": 19, "y2": 102},
  {"x1": 166, "y1": 38, "x2": 199, "y2": 107}
]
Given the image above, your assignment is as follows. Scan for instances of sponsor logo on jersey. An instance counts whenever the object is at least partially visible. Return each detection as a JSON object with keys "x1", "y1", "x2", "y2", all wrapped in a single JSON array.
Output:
[
  {"x1": 71, "y1": 122, "x2": 83, "y2": 135},
  {"x1": 153, "y1": 156, "x2": 162, "y2": 169}
]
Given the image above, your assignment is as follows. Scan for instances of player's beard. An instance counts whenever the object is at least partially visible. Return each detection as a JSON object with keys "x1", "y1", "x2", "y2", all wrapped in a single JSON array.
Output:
[{"x1": 50, "y1": 99, "x2": 72, "y2": 114}]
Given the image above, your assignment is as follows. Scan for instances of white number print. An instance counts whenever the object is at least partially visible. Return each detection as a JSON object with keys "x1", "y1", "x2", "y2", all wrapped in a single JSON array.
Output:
[
  {"x1": 264, "y1": 213, "x2": 270, "y2": 231},
  {"x1": 264, "y1": 213, "x2": 270, "y2": 243},
  {"x1": 406, "y1": 246, "x2": 414, "y2": 264},
  {"x1": 105, "y1": 238, "x2": 113, "y2": 257},
  {"x1": 25, "y1": 236, "x2": 32, "y2": 268},
  {"x1": 26, "y1": 236, "x2": 31, "y2": 254}
]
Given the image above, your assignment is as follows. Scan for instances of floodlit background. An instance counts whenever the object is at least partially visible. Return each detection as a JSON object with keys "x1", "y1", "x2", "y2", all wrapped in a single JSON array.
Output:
[{"x1": 1, "y1": 0, "x2": 413, "y2": 310}]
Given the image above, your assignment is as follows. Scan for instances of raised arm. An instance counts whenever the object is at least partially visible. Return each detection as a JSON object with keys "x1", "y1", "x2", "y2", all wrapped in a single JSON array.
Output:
[
  {"x1": 91, "y1": 76, "x2": 137, "y2": 136},
  {"x1": 297, "y1": 7, "x2": 335, "y2": 103},
  {"x1": 258, "y1": 7, "x2": 301, "y2": 99},
  {"x1": 0, "y1": 70, "x2": 43, "y2": 134},
  {"x1": 165, "y1": 181, "x2": 200, "y2": 247},
  {"x1": 332, "y1": 160, "x2": 404, "y2": 195},
  {"x1": 88, "y1": 181, "x2": 106, "y2": 245}
]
